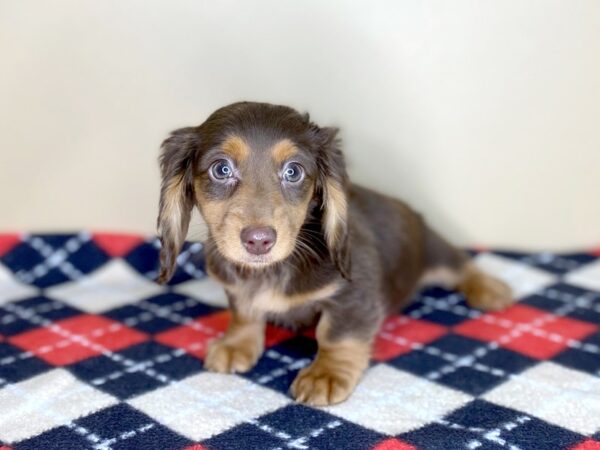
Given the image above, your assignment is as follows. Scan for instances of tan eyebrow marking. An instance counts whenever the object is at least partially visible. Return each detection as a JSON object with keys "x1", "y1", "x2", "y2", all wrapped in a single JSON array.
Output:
[
  {"x1": 271, "y1": 139, "x2": 298, "y2": 164},
  {"x1": 221, "y1": 135, "x2": 250, "y2": 162}
]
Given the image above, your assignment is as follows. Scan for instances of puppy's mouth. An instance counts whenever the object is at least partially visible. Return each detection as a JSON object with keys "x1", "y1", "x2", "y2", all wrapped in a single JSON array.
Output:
[{"x1": 240, "y1": 253, "x2": 275, "y2": 267}]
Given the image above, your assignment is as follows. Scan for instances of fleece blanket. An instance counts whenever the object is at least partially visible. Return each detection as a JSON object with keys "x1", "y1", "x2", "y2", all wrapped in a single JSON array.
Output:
[{"x1": 0, "y1": 232, "x2": 598, "y2": 450}]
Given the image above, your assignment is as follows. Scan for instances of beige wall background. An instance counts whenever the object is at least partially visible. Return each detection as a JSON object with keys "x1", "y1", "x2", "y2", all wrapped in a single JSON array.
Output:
[{"x1": 1, "y1": 0, "x2": 599, "y2": 250}]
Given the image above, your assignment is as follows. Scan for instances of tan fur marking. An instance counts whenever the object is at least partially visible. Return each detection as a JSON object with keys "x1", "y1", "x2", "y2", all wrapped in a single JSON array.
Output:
[
  {"x1": 233, "y1": 281, "x2": 341, "y2": 318},
  {"x1": 194, "y1": 187, "x2": 246, "y2": 261},
  {"x1": 159, "y1": 175, "x2": 187, "y2": 245},
  {"x1": 419, "y1": 266, "x2": 462, "y2": 289},
  {"x1": 204, "y1": 312, "x2": 265, "y2": 373},
  {"x1": 291, "y1": 315, "x2": 371, "y2": 406},
  {"x1": 271, "y1": 139, "x2": 298, "y2": 164},
  {"x1": 323, "y1": 180, "x2": 347, "y2": 249},
  {"x1": 459, "y1": 264, "x2": 514, "y2": 311},
  {"x1": 194, "y1": 191, "x2": 232, "y2": 236},
  {"x1": 221, "y1": 135, "x2": 250, "y2": 162}
]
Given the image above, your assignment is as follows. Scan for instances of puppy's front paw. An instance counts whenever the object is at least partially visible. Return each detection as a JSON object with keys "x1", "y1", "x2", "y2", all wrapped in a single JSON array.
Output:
[
  {"x1": 204, "y1": 338, "x2": 261, "y2": 374},
  {"x1": 291, "y1": 363, "x2": 356, "y2": 406}
]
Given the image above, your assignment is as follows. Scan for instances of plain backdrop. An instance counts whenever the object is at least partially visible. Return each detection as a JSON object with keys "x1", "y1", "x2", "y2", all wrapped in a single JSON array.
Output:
[{"x1": 1, "y1": 0, "x2": 599, "y2": 250}]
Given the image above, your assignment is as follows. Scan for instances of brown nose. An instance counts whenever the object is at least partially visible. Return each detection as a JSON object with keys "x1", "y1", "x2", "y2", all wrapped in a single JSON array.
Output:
[{"x1": 241, "y1": 227, "x2": 277, "y2": 255}]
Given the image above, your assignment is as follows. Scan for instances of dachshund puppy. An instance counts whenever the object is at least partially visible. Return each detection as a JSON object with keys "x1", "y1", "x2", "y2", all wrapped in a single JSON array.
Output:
[{"x1": 156, "y1": 101, "x2": 512, "y2": 406}]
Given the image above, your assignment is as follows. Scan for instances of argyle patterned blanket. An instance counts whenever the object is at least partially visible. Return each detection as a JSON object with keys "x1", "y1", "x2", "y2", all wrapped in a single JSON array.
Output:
[{"x1": 0, "y1": 232, "x2": 599, "y2": 450}]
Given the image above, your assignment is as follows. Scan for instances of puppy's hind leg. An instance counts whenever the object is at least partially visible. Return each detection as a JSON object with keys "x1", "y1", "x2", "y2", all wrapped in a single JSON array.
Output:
[
  {"x1": 457, "y1": 263, "x2": 514, "y2": 311},
  {"x1": 422, "y1": 227, "x2": 513, "y2": 311}
]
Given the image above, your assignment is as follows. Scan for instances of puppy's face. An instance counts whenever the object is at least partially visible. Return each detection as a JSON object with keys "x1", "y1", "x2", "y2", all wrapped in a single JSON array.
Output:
[
  {"x1": 195, "y1": 135, "x2": 316, "y2": 267},
  {"x1": 156, "y1": 102, "x2": 350, "y2": 283}
]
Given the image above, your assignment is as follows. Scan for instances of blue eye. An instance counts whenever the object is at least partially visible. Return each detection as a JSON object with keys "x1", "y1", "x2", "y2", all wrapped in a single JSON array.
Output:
[
  {"x1": 210, "y1": 160, "x2": 234, "y2": 180},
  {"x1": 282, "y1": 162, "x2": 304, "y2": 183}
]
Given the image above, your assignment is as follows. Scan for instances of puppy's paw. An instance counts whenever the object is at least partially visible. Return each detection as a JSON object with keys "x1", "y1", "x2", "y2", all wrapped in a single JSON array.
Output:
[
  {"x1": 461, "y1": 268, "x2": 514, "y2": 311},
  {"x1": 291, "y1": 364, "x2": 356, "y2": 406},
  {"x1": 204, "y1": 338, "x2": 261, "y2": 374}
]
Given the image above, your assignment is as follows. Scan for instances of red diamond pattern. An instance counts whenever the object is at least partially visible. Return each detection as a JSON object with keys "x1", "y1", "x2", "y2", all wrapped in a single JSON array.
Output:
[
  {"x1": 9, "y1": 315, "x2": 148, "y2": 365},
  {"x1": 0, "y1": 233, "x2": 21, "y2": 257},
  {"x1": 92, "y1": 232, "x2": 145, "y2": 257},
  {"x1": 154, "y1": 312, "x2": 226, "y2": 359},
  {"x1": 372, "y1": 316, "x2": 448, "y2": 361},
  {"x1": 571, "y1": 440, "x2": 600, "y2": 450},
  {"x1": 372, "y1": 438, "x2": 418, "y2": 450},
  {"x1": 454, "y1": 304, "x2": 598, "y2": 359}
]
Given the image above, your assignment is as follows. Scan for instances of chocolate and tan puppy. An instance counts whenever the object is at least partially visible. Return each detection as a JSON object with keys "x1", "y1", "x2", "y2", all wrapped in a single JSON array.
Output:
[{"x1": 156, "y1": 101, "x2": 512, "y2": 406}]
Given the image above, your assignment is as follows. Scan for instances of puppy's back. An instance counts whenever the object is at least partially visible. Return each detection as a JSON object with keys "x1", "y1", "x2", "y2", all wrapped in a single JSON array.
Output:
[{"x1": 348, "y1": 184, "x2": 429, "y2": 309}]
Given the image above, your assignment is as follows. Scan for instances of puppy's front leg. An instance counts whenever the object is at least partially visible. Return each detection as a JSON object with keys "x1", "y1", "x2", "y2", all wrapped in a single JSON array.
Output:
[
  {"x1": 291, "y1": 312, "x2": 375, "y2": 406},
  {"x1": 205, "y1": 307, "x2": 265, "y2": 374}
]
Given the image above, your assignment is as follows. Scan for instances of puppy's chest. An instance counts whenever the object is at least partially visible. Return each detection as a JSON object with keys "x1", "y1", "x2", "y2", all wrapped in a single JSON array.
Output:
[{"x1": 225, "y1": 279, "x2": 340, "y2": 320}]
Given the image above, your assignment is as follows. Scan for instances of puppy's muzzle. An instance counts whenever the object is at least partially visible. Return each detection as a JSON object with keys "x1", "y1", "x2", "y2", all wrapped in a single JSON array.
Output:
[{"x1": 241, "y1": 226, "x2": 277, "y2": 255}]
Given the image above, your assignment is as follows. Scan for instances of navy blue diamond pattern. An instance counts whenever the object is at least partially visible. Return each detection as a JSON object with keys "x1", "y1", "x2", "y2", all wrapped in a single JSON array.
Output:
[
  {"x1": 0, "y1": 296, "x2": 81, "y2": 336},
  {"x1": 240, "y1": 336, "x2": 317, "y2": 394},
  {"x1": 203, "y1": 404, "x2": 384, "y2": 450},
  {"x1": 389, "y1": 334, "x2": 538, "y2": 396},
  {"x1": 0, "y1": 342, "x2": 51, "y2": 384},
  {"x1": 400, "y1": 400, "x2": 585, "y2": 450},
  {"x1": 15, "y1": 403, "x2": 193, "y2": 450}
]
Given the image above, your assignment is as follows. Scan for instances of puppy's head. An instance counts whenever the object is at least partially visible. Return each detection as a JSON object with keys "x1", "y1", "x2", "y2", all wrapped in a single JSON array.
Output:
[{"x1": 156, "y1": 102, "x2": 350, "y2": 283}]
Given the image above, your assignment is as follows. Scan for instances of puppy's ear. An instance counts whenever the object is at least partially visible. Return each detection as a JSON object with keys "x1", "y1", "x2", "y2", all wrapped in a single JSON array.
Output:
[
  {"x1": 156, "y1": 127, "x2": 198, "y2": 284},
  {"x1": 315, "y1": 126, "x2": 351, "y2": 280}
]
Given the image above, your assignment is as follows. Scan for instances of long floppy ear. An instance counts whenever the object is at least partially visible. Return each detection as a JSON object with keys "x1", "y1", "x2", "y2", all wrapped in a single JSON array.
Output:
[
  {"x1": 315, "y1": 126, "x2": 351, "y2": 280},
  {"x1": 156, "y1": 127, "x2": 198, "y2": 284}
]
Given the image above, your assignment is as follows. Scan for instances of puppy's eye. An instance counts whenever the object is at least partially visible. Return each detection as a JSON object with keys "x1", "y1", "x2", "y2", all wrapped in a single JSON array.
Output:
[
  {"x1": 210, "y1": 160, "x2": 234, "y2": 180},
  {"x1": 282, "y1": 162, "x2": 304, "y2": 183}
]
